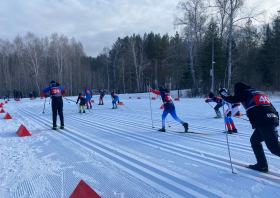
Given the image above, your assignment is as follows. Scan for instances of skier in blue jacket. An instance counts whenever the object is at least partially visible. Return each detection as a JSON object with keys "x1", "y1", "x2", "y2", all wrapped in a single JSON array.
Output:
[
  {"x1": 83, "y1": 86, "x2": 93, "y2": 109},
  {"x1": 41, "y1": 80, "x2": 67, "y2": 130}
]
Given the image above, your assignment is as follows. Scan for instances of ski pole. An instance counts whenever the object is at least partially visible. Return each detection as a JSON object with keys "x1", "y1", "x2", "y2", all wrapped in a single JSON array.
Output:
[
  {"x1": 64, "y1": 97, "x2": 70, "y2": 103},
  {"x1": 149, "y1": 87, "x2": 154, "y2": 128},
  {"x1": 222, "y1": 99, "x2": 236, "y2": 174},
  {"x1": 207, "y1": 102, "x2": 214, "y2": 109},
  {"x1": 234, "y1": 116, "x2": 249, "y2": 121},
  {"x1": 42, "y1": 97, "x2": 46, "y2": 113}
]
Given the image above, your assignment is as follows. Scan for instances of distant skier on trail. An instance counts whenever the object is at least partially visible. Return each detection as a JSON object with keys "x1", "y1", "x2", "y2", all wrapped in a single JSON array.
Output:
[
  {"x1": 150, "y1": 86, "x2": 188, "y2": 132},
  {"x1": 224, "y1": 102, "x2": 240, "y2": 134},
  {"x1": 111, "y1": 92, "x2": 119, "y2": 109},
  {"x1": 98, "y1": 89, "x2": 106, "y2": 105},
  {"x1": 33, "y1": 90, "x2": 36, "y2": 99},
  {"x1": 76, "y1": 93, "x2": 87, "y2": 113},
  {"x1": 41, "y1": 80, "x2": 67, "y2": 130},
  {"x1": 83, "y1": 86, "x2": 93, "y2": 109},
  {"x1": 219, "y1": 82, "x2": 280, "y2": 173},
  {"x1": 205, "y1": 92, "x2": 224, "y2": 118}
]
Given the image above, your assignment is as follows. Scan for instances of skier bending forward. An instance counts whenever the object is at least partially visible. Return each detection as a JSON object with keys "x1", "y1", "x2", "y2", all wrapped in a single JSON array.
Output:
[
  {"x1": 150, "y1": 86, "x2": 188, "y2": 132},
  {"x1": 219, "y1": 82, "x2": 280, "y2": 172}
]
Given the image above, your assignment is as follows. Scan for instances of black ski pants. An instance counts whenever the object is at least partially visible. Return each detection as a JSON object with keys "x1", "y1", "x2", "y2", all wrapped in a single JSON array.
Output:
[
  {"x1": 52, "y1": 97, "x2": 64, "y2": 127},
  {"x1": 250, "y1": 125, "x2": 280, "y2": 166}
]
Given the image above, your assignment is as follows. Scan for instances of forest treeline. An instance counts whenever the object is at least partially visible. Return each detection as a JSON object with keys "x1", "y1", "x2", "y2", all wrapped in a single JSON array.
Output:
[{"x1": 1, "y1": 0, "x2": 280, "y2": 98}]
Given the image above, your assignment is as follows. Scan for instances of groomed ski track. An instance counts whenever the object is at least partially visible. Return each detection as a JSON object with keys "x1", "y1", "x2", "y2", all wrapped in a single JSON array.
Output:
[{"x1": 1, "y1": 93, "x2": 280, "y2": 198}]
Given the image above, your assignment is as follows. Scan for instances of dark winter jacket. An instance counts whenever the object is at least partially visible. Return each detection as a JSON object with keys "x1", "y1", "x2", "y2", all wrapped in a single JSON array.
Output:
[
  {"x1": 77, "y1": 95, "x2": 87, "y2": 105},
  {"x1": 151, "y1": 88, "x2": 175, "y2": 110},
  {"x1": 220, "y1": 88, "x2": 279, "y2": 129}
]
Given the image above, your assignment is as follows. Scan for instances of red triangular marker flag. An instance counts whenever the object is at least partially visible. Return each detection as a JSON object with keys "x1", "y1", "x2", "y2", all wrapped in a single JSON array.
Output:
[
  {"x1": 16, "y1": 125, "x2": 32, "y2": 137},
  {"x1": 70, "y1": 180, "x2": 101, "y2": 198},
  {"x1": 4, "y1": 113, "x2": 12, "y2": 119}
]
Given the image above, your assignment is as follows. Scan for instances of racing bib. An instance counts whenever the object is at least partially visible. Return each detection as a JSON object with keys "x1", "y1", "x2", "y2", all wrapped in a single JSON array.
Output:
[
  {"x1": 51, "y1": 89, "x2": 61, "y2": 95},
  {"x1": 165, "y1": 95, "x2": 172, "y2": 102},
  {"x1": 253, "y1": 95, "x2": 271, "y2": 106}
]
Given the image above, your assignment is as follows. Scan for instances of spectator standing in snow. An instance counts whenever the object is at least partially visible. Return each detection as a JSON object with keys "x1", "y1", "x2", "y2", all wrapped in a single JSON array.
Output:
[
  {"x1": 41, "y1": 80, "x2": 67, "y2": 130},
  {"x1": 219, "y1": 82, "x2": 280, "y2": 172},
  {"x1": 14, "y1": 89, "x2": 17, "y2": 100},
  {"x1": 18, "y1": 90, "x2": 23, "y2": 99},
  {"x1": 150, "y1": 86, "x2": 188, "y2": 132},
  {"x1": 29, "y1": 90, "x2": 33, "y2": 99},
  {"x1": 5, "y1": 90, "x2": 10, "y2": 101}
]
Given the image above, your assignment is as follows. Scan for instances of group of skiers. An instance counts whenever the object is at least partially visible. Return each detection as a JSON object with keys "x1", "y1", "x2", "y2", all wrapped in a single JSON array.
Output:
[
  {"x1": 148, "y1": 82, "x2": 280, "y2": 173},
  {"x1": 4, "y1": 89, "x2": 38, "y2": 101},
  {"x1": 29, "y1": 80, "x2": 280, "y2": 173}
]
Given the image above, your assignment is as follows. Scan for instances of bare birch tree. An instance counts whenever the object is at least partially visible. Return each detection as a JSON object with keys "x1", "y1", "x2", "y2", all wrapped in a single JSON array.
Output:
[{"x1": 174, "y1": 0, "x2": 208, "y2": 97}]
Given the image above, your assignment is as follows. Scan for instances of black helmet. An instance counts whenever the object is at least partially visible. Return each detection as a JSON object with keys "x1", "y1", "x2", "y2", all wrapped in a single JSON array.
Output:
[
  {"x1": 159, "y1": 86, "x2": 165, "y2": 91},
  {"x1": 234, "y1": 82, "x2": 251, "y2": 95},
  {"x1": 209, "y1": 92, "x2": 214, "y2": 98},
  {"x1": 51, "y1": 80, "x2": 56, "y2": 84}
]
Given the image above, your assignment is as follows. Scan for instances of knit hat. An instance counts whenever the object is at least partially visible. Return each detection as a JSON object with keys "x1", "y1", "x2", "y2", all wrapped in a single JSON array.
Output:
[
  {"x1": 85, "y1": 86, "x2": 87, "y2": 89},
  {"x1": 234, "y1": 82, "x2": 251, "y2": 95},
  {"x1": 51, "y1": 80, "x2": 56, "y2": 84}
]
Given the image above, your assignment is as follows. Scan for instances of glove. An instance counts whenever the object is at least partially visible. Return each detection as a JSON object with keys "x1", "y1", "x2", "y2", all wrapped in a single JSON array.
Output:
[
  {"x1": 226, "y1": 111, "x2": 232, "y2": 118},
  {"x1": 76, "y1": 102, "x2": 78, "y2": 104},
  {"x1": 205, "y1": 99, "x2": 208, "y2": 103},
  {"x1": 219, "y1": 88, "x2": 229, "y2": 97}
]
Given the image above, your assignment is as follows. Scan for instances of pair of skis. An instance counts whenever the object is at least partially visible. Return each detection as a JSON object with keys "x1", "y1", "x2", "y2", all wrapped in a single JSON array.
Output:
[{"x1": 159, "y1": 130, "x2": 212, "y2": 135}]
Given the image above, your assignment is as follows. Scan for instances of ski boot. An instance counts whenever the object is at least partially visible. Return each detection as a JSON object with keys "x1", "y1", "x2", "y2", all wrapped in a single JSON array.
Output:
[
  {"x1": 214, "y1": 114, "x2": 222, "y2": 118},
  {"x1": 182, "y1": 122, "x2": 188, "y2": 132},
  {"x1": 83, "y1": 110, "x2": 86, "y2": 113},
  {"x1": 158, "y1": 127, "x2": 166, "y2": 132},
  {"x1": 115, "y1": 105, "x2": 118, "y2": 109},
  {"x1": 79, "y1": 110, "x2": 81, "y2": 113},
  {"x1": 102, "y1": 102, "x2": 104, "y2": 105},
  {"x1": 86, "y1": 106, "x2": 89, "y2": 109},
  {"x1": 60, "y1": 126, "x2": 64, "y2": 129},
  {"x1": 223, "y1": 130, "x2": 233, "y2": 134},
  {"x1": 98, "y1": 103, "x2": 101, "y2": 105},
  {"x1": 52, "y1": 126, "x2": 57, "y2": 130},
  {"x1": 232, "y1": 129, "x2": 238, "y2": 133},
  {"x1": 248, "y1": 163, "x2": 268, "y2": 173},
  {"x1": 90, "y1": 105, "x2": 92, "y2": 109},
  {"x1": 112, "y1": 106, "x2": 115, "y2": 109}
]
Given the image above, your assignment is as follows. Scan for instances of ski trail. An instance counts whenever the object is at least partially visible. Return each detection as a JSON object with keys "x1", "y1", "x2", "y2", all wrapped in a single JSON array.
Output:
[{"x1": 20, "y1": 109, "x2": 234, "y2": 198}]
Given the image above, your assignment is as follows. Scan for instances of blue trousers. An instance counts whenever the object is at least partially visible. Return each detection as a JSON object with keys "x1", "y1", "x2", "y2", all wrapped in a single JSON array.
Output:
[
  {"x1": 162, "y1": 109, "x2": 183, "y2": 128},
  {"x1": 112, "y1": 96, "x2": 119, "y2": 107}
]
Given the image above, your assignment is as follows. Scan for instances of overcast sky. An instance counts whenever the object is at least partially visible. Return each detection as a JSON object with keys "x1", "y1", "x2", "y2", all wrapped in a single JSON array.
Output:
[{"x1": 0, "y1": 0, "x2": 279, "y2": 57}]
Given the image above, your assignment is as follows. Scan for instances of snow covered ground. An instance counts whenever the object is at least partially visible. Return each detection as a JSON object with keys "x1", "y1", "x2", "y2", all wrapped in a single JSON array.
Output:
[{"x1": 0, "y1": 93, "x2": 280, "y2": 198}]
